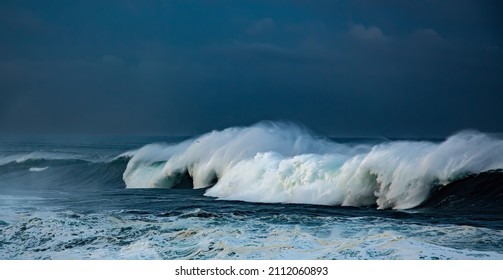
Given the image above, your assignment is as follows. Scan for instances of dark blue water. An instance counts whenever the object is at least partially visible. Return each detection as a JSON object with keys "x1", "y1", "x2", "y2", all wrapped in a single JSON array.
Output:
[{"x1": 1, "y1": 133, "x2": 503, "y2": 259}]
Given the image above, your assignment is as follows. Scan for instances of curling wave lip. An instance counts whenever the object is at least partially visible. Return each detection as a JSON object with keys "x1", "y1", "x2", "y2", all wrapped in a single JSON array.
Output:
[{"x1": 123, "y1": 122, "x2": 503, "y2": 209}]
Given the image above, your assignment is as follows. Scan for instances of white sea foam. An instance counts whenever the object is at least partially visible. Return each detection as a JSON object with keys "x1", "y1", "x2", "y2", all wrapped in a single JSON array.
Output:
[
  {"x1": 29, "y1": 166, "x2": 48, "y2": 172},
  {"x1": 123, "y1": 122, "x2": 503, "y2": 209},
  {"x1": 2, "y1": 208, "x2": 502, "y2": 259},
  {"x1": 113, "y1": 149, "x2": 138, "y2": 161}
]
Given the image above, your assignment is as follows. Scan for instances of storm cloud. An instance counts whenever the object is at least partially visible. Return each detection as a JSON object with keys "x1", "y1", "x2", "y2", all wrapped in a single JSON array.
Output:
[{"x1": 0, "y1": 0, "x2": 502, "y2": 136}]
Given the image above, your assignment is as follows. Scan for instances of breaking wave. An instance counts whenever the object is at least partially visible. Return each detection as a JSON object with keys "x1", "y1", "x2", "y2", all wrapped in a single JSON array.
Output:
[{"x1": 123, "y1": 122, "x2": 503, "y2": 209}]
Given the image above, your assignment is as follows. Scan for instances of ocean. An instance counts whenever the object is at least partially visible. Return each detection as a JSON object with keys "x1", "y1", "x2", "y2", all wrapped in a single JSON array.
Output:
[{"x1": 1, "y1": 122, "x2": 503, "y2": 260}]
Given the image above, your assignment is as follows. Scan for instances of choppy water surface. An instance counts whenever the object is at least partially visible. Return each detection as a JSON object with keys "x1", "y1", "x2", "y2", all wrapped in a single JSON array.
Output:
[{"x1": 2, "y1": 123, "x2": 503, "y2": 259}]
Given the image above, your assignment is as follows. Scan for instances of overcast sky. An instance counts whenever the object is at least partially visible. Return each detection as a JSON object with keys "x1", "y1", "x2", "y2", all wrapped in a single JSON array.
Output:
[{"x1": 1, "y1": 0, "x2": 502, "y2": 137}]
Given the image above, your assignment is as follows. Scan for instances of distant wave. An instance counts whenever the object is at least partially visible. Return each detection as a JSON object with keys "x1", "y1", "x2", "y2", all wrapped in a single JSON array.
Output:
[
  {"x1": 0, "y1": 152, "x2": 82, "y2": 166},
  {"x1": 0, "y1": 152, "x2": 130, "y2": 188},
  {"x1": 123, "y1": 121, "x2": 503, "y2": 209},
  {"x1": 0, "y1": 151, "x2": 135, "y2": 167}
]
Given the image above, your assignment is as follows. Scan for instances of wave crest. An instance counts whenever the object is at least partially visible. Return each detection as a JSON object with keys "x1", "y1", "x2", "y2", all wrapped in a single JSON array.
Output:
[{"x1": 123, "y1": 122, "x2": 503, "y2": 209}]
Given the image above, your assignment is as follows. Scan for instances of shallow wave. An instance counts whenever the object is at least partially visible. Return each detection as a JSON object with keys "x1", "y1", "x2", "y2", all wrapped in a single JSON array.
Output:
[{"x1": 123, "y1": 122, "x2": 503, "y2": 209}]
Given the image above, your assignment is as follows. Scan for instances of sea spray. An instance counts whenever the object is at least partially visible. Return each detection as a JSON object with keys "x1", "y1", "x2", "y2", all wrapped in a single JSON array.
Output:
[{"x1": 123, "y1": 122, "x2": 503, "y2": 209}]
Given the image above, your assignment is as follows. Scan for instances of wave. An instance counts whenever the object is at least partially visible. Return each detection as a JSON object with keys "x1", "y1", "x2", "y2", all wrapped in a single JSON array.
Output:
[
  {"x1": 0, "y1": 151, "x2": 135, "y2": 167},
  {"x1": 419, "y1": 169, "x2": 503, "y2": 211},
  {"x1": 124, "y1": 122, "x2": 503, "y2": 209},
  {"x1": 0, "y1": 152, "x2": 82, "y2": 166},
  {"x1": 0, "y1": 153, "x2": 130, "y2": 188}
]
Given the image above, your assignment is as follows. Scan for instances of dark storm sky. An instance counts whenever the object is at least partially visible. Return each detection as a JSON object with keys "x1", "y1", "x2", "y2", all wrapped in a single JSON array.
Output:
[{"x1": 0, "y1": 0, "x2": 502, "y2": 136}]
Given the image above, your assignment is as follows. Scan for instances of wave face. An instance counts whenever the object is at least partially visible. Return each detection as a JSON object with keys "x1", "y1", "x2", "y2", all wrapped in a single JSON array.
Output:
[
  {"x1": 123, "y1": 122, "x2": 503, "y2": 209},
  {"x1": 0, "y1": 151, "x2": 130, "y2": 189}
]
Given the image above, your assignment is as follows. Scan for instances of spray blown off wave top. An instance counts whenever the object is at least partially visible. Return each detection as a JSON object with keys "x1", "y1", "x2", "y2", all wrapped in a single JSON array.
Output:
[{"x1": 124, "y1": 122, "x2": 503, "y2": 209}]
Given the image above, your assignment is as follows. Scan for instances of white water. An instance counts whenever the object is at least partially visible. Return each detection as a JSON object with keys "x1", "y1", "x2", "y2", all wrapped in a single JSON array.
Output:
[
  {"x1": 2, "y1": 208, "x2": 502, "y2": 260},
  {"x1": 124, "y1": 122, "x2": 503, "y2": 209},
  {"x1": 29, "y1": 166, "x2": 48, "y2": 172}
]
